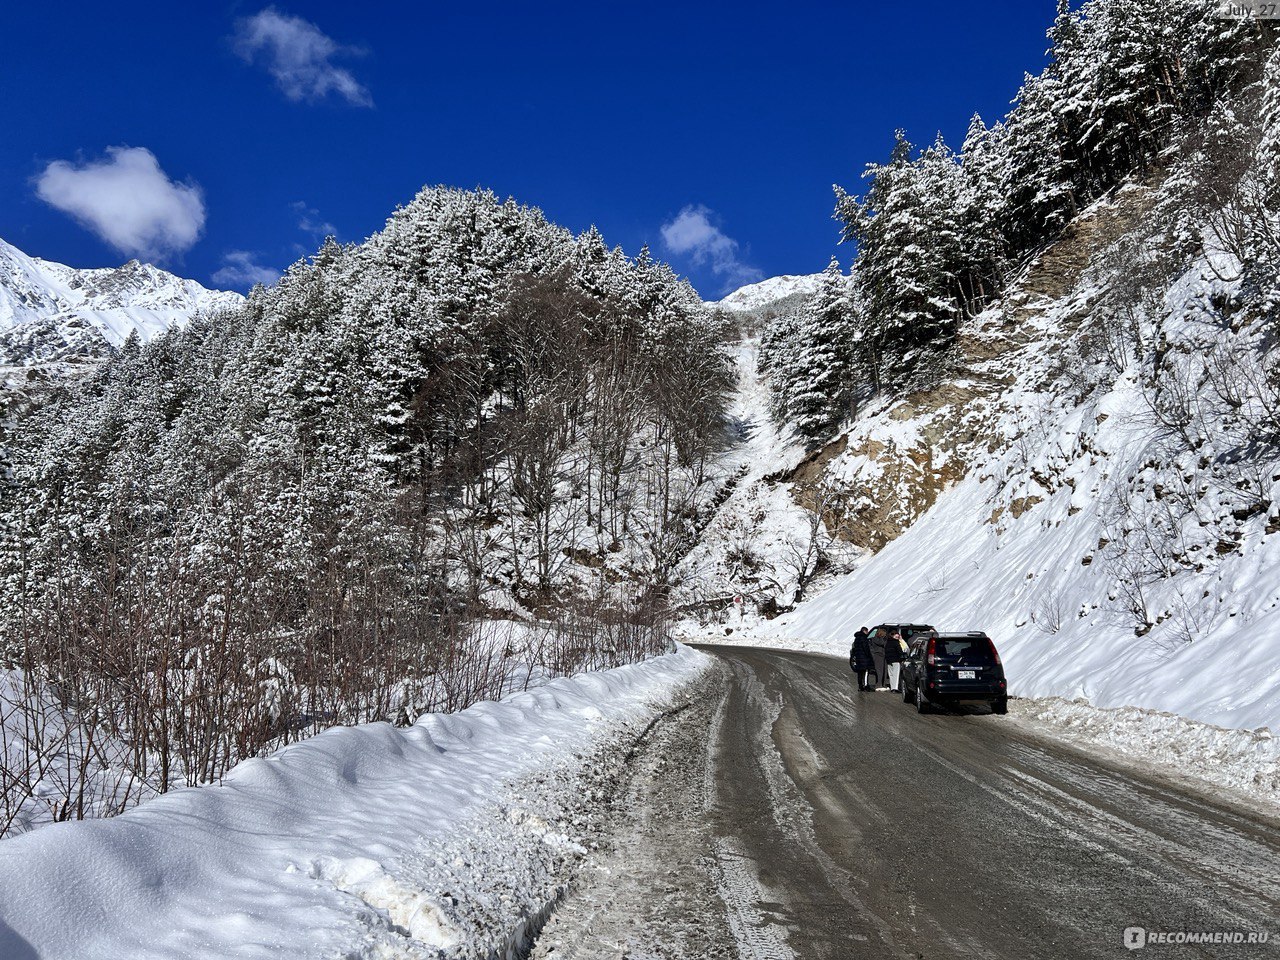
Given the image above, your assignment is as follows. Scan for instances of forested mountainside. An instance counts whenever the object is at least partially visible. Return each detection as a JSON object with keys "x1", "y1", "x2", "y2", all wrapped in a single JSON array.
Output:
[
  {"x1": 764, "y1": 0, "x2": 1275, "y2": 445},
  {"x1": 0, "y1": 188, "x2": 732, "y2": 827},
  {"x1": 703, "y1": 1, "x2": 1279, "y2": 727}
]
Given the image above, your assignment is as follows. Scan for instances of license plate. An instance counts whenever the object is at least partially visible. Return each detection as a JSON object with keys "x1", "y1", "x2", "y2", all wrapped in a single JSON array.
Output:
[{"x1": 957, "y1": 670, "x2": 976, "y2": 679}]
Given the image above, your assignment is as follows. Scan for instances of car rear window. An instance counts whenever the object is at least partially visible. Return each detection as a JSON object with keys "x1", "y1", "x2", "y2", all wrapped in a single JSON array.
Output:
[{"x1": 935, "y1": 638, "x2": 996, "y2": 663}]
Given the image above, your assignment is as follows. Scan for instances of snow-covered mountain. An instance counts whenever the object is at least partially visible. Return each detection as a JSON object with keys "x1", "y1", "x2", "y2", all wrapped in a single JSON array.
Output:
[
  {"x1": 713, "y1": 273, "x2": 822, "y2": 313},
  {"x1": 0, "y1": 237, "x2": 241, "y2": 365}
]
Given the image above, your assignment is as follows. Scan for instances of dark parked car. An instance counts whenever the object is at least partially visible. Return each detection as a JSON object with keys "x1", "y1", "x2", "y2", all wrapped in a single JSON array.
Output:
[{"x1": 900, "y1": 631, "x2": 1008, "y2": 714}]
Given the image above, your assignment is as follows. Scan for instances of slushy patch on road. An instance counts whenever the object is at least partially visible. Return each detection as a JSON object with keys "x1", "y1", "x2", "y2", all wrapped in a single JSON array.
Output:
[{"x1": 530, "y1": 668, "x2": 749, "y2": 959}]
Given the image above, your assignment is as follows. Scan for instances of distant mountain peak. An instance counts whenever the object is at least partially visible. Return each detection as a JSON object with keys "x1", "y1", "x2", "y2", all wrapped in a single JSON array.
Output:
[
  {"x1": 713, "y1": 274, "x2": 824, "y2": 313},
  {"x1": 0, "y1": 238, "x2": 242, "y2": 366}
]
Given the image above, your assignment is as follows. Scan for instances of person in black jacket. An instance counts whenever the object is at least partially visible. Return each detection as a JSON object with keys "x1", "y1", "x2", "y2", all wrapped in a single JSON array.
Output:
[
  {"x1": 849, "y1": 627, "x2": 874, "y2": 691},
  {"x1": 869, "y1": 628, "x2": 889, "y2": 690}
]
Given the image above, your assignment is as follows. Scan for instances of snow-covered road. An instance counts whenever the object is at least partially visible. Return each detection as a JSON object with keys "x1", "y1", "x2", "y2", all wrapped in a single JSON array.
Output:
[{"x1": 534, "y1": 646, "x2": 1280, "y2": 959}]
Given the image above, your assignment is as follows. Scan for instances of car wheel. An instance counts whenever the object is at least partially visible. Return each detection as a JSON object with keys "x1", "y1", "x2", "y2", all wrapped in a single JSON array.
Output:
[
  {"x1": 901, "y1": 676, "x2": 912, "y2": 703},
  {"x1": 915, "y1": 682, "x2": 931, "y2": 714},
  {"x1": 992, "y1": 697, "x2": 1008, "y2": 715}
]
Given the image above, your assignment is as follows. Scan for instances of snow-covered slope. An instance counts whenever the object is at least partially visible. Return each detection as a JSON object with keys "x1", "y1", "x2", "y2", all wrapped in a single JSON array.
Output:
[
  {"x1": 758, "y1": 188, "x2": 1280, "y2": 732},
  {"x1": 714, "y1": 273, "x2": 822, "y2": 313},
  {"x1": 776, "y1": 415, "x2": 1279, "y2": 731},
  {"x1": 676, "y1": 339, "x2": 825, "y2": 615},
  {"x1": 0, "y1": 237, "x2": 241, "y2": 364}
]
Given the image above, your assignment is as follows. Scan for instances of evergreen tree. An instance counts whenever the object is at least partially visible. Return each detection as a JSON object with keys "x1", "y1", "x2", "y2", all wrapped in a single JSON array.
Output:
[
  {"x1": 787, "y1": 259, "x2": 857, "y2": 441},
  {"x1": 760, "y1": 260, "x2": 862, "y2": 444}
]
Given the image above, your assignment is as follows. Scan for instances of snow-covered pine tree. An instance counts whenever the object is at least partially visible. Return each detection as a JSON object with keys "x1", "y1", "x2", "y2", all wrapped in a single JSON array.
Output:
[
  {"x1": 959, "y1": 113, "x2": 1009, "y2": 300},
  {"x1": 759, "y1": 310, "x2": 804, "y2": 421},
  {"x1": 836, "y1": 130, "x2": 978, "y2": 379},
  {"x1": 839, "y1": 132, "x2": 935, "y2": 364},
  {"x1": 997, "y1": 70, "x2": 1078, "y2": 253},
  {"x1": 785, "y1": 259, "x2": 858, "y2": 442}
]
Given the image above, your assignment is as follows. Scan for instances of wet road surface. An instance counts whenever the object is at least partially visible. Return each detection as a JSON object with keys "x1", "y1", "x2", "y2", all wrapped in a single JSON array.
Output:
[{"x1": 533, "y1": 646, "x2": 1280, "y2": 960}]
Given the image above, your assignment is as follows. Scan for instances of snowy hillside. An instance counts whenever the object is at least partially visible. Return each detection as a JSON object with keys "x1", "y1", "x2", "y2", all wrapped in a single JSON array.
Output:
[
  {"x1": 713, "y1": 273, "x2": 821, "y2": 313},
  {"x1": 675, "y1": 339, "x2": 830, "y2": 617},
  {"x1": 0, "y1": 237, "x2": 241, "y2": 364},
  {"x1": 732, "y1": 185, "x2": 1280, "y2": 732}
]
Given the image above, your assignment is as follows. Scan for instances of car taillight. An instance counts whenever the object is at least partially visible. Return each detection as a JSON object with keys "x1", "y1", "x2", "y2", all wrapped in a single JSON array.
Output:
[
  {"x1": 988, "y1": 639, "x2": 1002, "y2": 665},
  {"x1": 926, "y1": 637, "x2": 938, "y2": 666}
]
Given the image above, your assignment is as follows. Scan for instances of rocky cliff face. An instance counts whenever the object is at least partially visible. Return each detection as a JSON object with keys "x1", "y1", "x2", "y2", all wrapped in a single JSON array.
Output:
[{"x1": 789, "y1": 183, "x2": 1160, "y2": 553}]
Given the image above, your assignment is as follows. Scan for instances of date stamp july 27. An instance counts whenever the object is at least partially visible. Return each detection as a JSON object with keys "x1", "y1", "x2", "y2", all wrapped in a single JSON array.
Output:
[{"x1": 1216, "y1": 1, "x2": 1280, "y2": 17}]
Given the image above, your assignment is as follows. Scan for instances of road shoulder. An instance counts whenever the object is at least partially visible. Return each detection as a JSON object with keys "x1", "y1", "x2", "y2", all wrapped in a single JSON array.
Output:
[{"x1": 529, "y1": 664, "x2": 741, "y2": 959}]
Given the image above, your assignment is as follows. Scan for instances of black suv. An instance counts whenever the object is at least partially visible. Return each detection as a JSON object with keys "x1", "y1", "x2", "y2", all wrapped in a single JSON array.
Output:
[{"x1": 901, "y1": 631, "x2": 1008, "y2": 714}]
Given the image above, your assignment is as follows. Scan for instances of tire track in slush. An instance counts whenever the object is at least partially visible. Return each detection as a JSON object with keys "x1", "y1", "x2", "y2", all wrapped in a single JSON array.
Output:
[
  {"x1": 705, "y1": 838, "x2": 795, "y2": 960},
  {"x1": 704, "y1": 659, "x2": 897, "y2": 959},
  {"x1": 704, "y1": 677, "x2": 796, "y2": 960}
]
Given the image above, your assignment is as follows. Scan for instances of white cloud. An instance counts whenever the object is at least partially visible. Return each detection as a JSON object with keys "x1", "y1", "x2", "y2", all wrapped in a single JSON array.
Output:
[
  {"x1": 234, "y1": 8, "x2": 372, "y2": 107},
  {"x1": 212, "y1": 251, "x2": 281, "y2": 290},
  {"x1": 34, "y1": 146, "x2": 206, "y2": 261},
  {"x1": 292, "y1": 200, "x2": 338, "y2": 242},
  {"x1": 660, "y1": 205, "x2": 762, "y2": 290}
]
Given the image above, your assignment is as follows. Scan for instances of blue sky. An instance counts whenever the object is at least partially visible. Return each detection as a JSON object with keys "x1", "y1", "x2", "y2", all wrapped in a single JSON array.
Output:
[{"x1": 0, "y1": 2, "x2": 1054, "y2": 298}]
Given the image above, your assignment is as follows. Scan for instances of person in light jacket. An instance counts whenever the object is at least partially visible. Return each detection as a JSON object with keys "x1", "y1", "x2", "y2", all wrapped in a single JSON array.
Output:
[
  {"x1": 849, "y1": 627, "x2": 874, "y2": 691},
  {"x1": 885, "y1": 631, "x2": 908, "y2": 691}
]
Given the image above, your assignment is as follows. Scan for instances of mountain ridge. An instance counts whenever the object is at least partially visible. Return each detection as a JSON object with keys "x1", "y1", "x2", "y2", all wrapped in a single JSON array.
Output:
[
  {"x1": 0, "y1": 237, "x2": 242, "y2": 365},
  {"x1": 713, "y1": 273, "x2": 822, "y2": 313}
]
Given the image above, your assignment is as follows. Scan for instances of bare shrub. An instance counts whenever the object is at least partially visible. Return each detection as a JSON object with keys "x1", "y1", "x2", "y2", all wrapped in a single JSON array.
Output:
[{"x1": 1032, "y1": 586, "x2": 1066, "y2": 636}]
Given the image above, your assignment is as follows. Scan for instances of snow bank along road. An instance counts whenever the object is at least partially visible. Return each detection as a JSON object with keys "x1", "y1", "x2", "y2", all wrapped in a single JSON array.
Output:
[
  {"x1": 0, "y1": 648, "x2": 710, "y2": 960},
  {"x1": 535, "y1": 646, "x2": 1280, "y2": 959}
]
